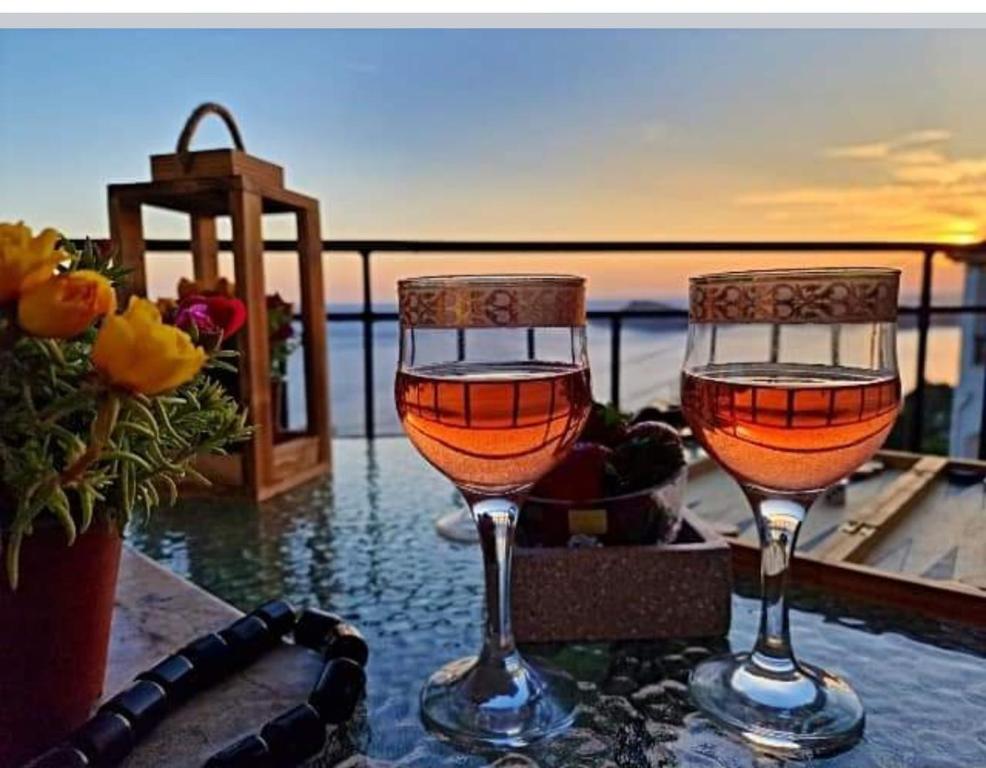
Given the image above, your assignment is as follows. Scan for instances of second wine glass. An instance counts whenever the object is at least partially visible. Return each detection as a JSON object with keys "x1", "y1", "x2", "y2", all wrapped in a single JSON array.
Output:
[
  {"x1": 681, "y1": 267, "x2": 901, "y2": 757},
  {"x1": 396, "y1": 274, "x2": 592, "y2": 748}
]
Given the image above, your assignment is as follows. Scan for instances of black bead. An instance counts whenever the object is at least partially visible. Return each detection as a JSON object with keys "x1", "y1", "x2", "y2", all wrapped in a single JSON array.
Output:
[
  {"x1": 309, "y1": 657, "x2": 366, "y2": 725},
  {"x1": 203, "y1": 734, "x2": 273, "y2": 767},
  {"x1": 99, "y1": 679, "x2": 168, "y2": 738},
  {"x1": 293, "y1": 608, "x2": 343, "y2": 651},
  {"x1": 251, "y1": 599, "x2": 296, "y2": 638},
  {"x1": 179, "y1": 632, "x2": 233, "y2": 686},
  {"x1": 137, "y1": 653, "x2": 196, "y2": 703},
  {"x1": 71, "y1": 711, "x2": 135, "y2": 767},
  {"x1": 324, "y1": 622, "x2": 369, "y2": 668},
  {"x1": 220, "y1": 615, "x2": 275, "y2": 668},
  {"x1": 21, "y1": 745, "x2": 90, "y2": 767},
  {"x1": 260, "y1": 703, "x2": 325, "y2": 765}
]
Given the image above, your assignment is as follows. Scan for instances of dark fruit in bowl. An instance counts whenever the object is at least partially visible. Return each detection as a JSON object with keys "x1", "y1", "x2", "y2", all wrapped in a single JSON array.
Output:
[
  {"x1": 631, "y1": 406, "x2": 664, "y2": 424},
  {"x1": 602, "y1": 491, "x2": 680, "y2": 545},
  {"x1": 607, "y1": 421, "x2": 685, "y2": 496},
  {"x1": 519, "y1": 402, "x2": 688, "y2": 548},
  {"x1": 532, "y1": 443, "x2": 612, "y2": 502},
  {"x1": 624, "y1": 420, "x2": 684, "y2": 452},
  {"x1": 579, "y1": 402, "x2": 629, "y2": 448},
  {"x1": 633, "y1": 405, "x2": 686, "y2": 431}
]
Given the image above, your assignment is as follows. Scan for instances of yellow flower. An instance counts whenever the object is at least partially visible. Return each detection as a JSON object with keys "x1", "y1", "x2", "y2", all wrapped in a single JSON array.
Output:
[
  {"x1": 93, "y1": 297, "x2": 206, "y2": 395},
  {"x1": 17, "y1": 270, "x2": 117, "y2": 338},
  {"x1": 0, "y1": 222, "x2": 66, "y2": 303}
]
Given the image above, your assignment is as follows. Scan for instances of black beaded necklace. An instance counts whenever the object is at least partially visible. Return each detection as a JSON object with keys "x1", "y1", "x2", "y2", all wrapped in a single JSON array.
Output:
[{"x1": 24, "y1": 601, "x2": 368, "y2": 768}]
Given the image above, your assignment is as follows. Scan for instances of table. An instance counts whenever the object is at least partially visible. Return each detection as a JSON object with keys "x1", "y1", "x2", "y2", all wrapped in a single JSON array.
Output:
[
  {"x1": 120, "y1": 437, "x2": 986, "y2": 767},
  {"x1": 110, "y1": 551, "x2": 328, "y2": 767}
]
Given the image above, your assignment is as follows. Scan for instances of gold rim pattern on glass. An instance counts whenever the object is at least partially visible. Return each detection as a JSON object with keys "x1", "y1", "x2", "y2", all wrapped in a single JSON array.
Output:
[
  {"x1": 689, "y1": 267, "x2": 900, "y2": 324},
  {"x1": 399, "y1": 274, "x2": 586, "y2": 329}
]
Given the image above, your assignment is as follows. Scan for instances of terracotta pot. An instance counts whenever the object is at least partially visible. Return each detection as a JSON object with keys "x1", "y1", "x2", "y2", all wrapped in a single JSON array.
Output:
[{"x1": 0, "y1": 519, "x2": 122, "y2": 766}]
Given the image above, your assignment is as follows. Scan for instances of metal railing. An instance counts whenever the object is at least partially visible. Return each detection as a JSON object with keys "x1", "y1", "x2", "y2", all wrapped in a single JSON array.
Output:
[{"x1": 123, "y1": 238, "x2": 986, "y2": 456}]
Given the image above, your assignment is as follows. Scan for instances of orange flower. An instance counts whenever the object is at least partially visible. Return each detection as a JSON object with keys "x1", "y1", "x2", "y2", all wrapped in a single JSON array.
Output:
[
  {"x1": 93, "y1": 297, "x2": 206, "y2": 395},
  {"x1": 0, "y1": 222, "x2": 66, "y2": 303},
  {"x1": 17, "y1": 270, "x2": 117, "y2": 338}
]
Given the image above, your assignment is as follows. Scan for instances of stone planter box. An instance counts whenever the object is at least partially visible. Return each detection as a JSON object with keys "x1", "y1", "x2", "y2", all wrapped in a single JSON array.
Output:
[{"x1": 512, "y1": 510, "x2": 732, "y2": 643}]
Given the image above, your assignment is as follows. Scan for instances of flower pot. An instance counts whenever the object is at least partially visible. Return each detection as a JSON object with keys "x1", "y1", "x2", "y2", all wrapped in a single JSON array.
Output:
[{"x1": 0, "y1": 519, "x2": 122, "y2": 766}]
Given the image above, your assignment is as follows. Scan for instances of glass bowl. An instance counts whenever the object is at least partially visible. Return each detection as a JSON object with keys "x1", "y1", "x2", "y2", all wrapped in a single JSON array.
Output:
[{"x1": 519, "y1": 467, "x2": 687, "y2": 548}]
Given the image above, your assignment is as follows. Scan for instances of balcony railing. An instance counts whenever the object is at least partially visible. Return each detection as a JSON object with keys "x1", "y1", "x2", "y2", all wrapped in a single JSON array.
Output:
[{"x1": 103, "y1": 238, "x2": 986, "y2": 457}]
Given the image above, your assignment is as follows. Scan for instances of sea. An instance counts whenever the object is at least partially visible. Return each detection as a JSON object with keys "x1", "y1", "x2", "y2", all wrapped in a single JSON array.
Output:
[{"x1": 281, "y1": 303, "x2": 962, "y2": 437}]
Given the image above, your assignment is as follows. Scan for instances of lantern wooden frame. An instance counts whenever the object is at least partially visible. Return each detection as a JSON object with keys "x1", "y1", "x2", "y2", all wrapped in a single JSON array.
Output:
[{"x1": 107, "y1": 104, "x2": 331, "y2": 500}]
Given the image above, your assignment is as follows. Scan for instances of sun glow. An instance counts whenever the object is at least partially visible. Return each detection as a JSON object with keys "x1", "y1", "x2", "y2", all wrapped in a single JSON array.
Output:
[{"x1": 939, "y1": 220, "x2": 982, "y2": 246}]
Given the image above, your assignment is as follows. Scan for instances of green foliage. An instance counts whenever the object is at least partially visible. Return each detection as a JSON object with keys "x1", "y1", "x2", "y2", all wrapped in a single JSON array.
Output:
[
  {"x1": 63, "y1": 236, "x2": 130, "y2": 284},
  {"x1": 0, "y1": 238, "x2": 251, "y2": 587}
]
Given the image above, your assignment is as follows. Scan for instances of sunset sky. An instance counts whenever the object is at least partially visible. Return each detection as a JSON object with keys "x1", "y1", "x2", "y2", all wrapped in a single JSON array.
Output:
[{"x1": 3, "y1": 27, "x2": 986, "y2": 304}]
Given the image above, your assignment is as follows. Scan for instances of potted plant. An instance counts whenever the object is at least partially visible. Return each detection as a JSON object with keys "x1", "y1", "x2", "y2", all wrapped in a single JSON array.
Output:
[
  {"x1": 169, "y1": 279, "x2": 298, "y2": 439},
  {"x1": 0, "y1": 223, "x2": 251, "y2": 765},
  {"x1": 266, "y1": 292, "x2": 299, "y2": 439}
]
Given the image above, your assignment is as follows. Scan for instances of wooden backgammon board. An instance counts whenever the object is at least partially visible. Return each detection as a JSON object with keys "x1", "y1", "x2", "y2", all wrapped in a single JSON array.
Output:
[{"x1": 687, "y1": 449, "x2": 986, "y2": 625}]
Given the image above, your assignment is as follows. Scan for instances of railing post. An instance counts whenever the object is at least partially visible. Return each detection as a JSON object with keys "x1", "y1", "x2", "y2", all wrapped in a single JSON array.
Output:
[
  {"x1": 610, "y1": 316, "x2": 622, "y2": 410},
  {"x1": 456, "y1": 328, "x2": 466, "y2": 361},
  {"x1": 526, "y1": 327, "x2": 536, "y2": 360},
  {"x1": 910, "y1": 249, "x2": 934, "y2": 453},
  {"x1": 979, "y1": 357, "x2": 986, "y2": 461},
  {"x1": 361, "y1": 249, "x2": 375, "y2": 439}
]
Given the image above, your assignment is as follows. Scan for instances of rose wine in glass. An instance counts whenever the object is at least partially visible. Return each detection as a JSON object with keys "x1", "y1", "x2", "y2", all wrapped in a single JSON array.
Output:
[
  {"x1": 396, "y1": 275, "x2": 591, "y2": 748},
  {"x1": 681, "y1": 268, "x2": 901, "y2": 757},
  {"x1": 397, "y1": 362, "x2": 591, "y2": 492},
  {"x1": 681, "y1": 365, "x2": 901, "y2": 492}
]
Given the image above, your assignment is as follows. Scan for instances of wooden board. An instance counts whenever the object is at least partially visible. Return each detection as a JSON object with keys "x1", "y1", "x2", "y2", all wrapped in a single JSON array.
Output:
[
  {"x1": 685, "y1": 457, "x2": 911, "y2": 556},
  {"x1": 687, "y1": 450, "x2": 986, "y2": 624},
  {"x1": 728, "y1": 538, "x2": 986, "y2": 626}
]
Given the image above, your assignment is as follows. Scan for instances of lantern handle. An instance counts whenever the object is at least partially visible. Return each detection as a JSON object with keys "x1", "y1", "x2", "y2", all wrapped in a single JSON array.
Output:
[{"x1": 176, "y1": 102, "x2": 247, "y2": 170}]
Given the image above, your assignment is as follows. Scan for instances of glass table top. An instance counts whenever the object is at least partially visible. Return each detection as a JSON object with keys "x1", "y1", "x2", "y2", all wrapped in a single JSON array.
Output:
[{"x1": 127, "y1": 437, "x2": 986, "y2": 767}]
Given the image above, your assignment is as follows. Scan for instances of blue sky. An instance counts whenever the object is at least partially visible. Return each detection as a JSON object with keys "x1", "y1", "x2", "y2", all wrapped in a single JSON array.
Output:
[{"x1": 3, "y1": 28, "x2": 986, "y2": 301}]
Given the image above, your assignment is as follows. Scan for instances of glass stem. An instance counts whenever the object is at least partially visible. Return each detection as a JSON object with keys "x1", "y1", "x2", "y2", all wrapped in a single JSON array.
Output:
[
  {"x1": 472, "y1": 497, "x2": 520, "y2": 662},
  {"x1": 743, "y1": 487, "x2": 815, "y2": 675}
]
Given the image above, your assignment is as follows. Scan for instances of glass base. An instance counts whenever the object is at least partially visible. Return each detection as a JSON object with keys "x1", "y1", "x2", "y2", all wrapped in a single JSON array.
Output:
[
  {"x1": 689, "y1": 652, "x2": 864, "y2": 758},
  {"x1": 435, "y1": 509, "x2": 479, "y2": 543},
  {"x1": 420, "y1": 653, "x2": 577, "y2": 749}
]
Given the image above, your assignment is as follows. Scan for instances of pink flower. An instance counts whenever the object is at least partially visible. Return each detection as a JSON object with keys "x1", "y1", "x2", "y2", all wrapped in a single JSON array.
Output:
[{"x1": 174, "y1": 294, "x2": 247, "y2": 341}]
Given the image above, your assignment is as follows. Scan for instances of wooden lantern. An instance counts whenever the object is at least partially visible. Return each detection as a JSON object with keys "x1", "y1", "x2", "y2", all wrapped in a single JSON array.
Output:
[{"x1": 107, "y1": 103, "x2": 331, "y2": 500}]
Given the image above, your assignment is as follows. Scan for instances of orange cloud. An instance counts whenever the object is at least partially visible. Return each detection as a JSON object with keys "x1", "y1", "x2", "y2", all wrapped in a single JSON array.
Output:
[
  {"x1": 823, "y1": 128, "x2": 952, "y2": 161},
  {"x1": 891, "y1": 149, "x2": 946, "y2": 166},
  {"x1": 825, "y1": 142, "x2": 892, "y2": 160},
  {"x1": 740, "y1": 128, "x2": 985, "y2": 244}
]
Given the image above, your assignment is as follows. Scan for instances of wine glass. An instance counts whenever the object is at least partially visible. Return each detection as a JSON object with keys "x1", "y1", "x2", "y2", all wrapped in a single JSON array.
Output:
[
  {"x1": 681, "y1": 267, "x2": 901, "y2": 757},
  {"x1": 396, "y1": 274, "x2": 592, "y2": 747}
]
